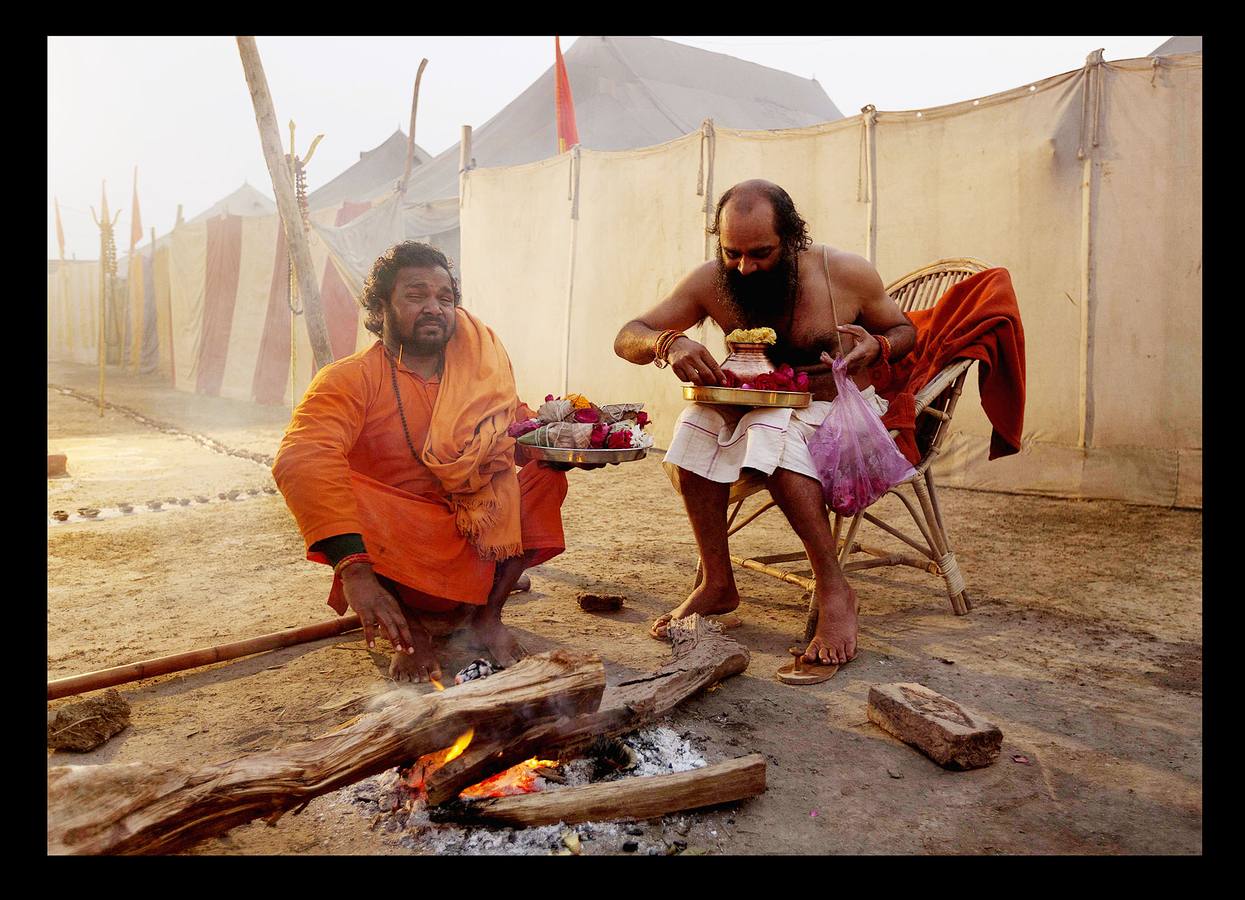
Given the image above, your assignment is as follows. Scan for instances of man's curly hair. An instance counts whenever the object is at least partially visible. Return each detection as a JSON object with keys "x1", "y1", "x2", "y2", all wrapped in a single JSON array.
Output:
[
  {"x1": 360, "y1": 241, "x2": 461, "y2": 337},
  {"x1": 707, "y1": 182, "x2": 812, "y2": 261}
]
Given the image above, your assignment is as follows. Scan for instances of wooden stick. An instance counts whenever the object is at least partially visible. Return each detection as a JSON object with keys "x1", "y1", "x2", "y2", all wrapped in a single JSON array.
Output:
[
  {"x1": 47, "y1": 615, "x2": 363, "y2": 701},
  {"x1": 47, "y1": 650, "x2": 606, "y2": 855},
  {"x1": 441, "y1": 754, "x2": 766, "y2": 828},
  {"x1": 425, "y1": 614, "x2": 748, "y2": 805},
  {"x1": 236, "y1": 36, "x2": 333, "y2": 370},
  {"x1": 400, "y1": 59, "x2": 429, "y2": 193}
]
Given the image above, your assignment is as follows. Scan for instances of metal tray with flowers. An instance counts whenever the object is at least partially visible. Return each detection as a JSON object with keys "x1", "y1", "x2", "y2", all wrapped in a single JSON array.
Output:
[
  {"x1": 512, "y1": 398, "x2": 654, "y2": 466},
  {"x1": 517, "y1": 434, "x2": 649, "y2": 465},
  {"x1": 683, "y1": 384, "x2": 812, "y2": 408}
]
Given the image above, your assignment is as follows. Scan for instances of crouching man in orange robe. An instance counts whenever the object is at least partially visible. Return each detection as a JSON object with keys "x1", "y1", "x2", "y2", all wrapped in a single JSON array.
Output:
[{"x1": 274, "y1": 242, "x2": 568, "y2": 683}]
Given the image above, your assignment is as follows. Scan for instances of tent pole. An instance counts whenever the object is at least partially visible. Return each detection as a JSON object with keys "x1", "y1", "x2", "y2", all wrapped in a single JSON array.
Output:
[
  {"x1": 1076, "y1": 51, "x2": 1104, "y2": 451},
  {"x1": 560, "y1": 146, "x2": 581, "y2": 397},
  {"x1": 236, "y1": 36, "x2": 334, "y2": 370},
  {"x1": 861, "y1": 105, "x2": 878, "y2": 265}
]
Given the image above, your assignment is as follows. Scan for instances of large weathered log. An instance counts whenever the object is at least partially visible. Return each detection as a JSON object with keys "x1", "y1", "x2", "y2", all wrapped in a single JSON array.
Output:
[
  {"x1": 48, "y1": 651, "x2": 605, "y2": 855},
  {"x1": 425, "y1": 614, "x2": 749, "y2": 805},
  {"x1": 440, "y1": 754, "x2": 766, "y2": 828}
]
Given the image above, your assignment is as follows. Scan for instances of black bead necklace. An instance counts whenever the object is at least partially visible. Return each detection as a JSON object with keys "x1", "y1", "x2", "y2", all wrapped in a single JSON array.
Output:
[{"x1": 385, "y1": 345, "x2": 427, "y2": 462}]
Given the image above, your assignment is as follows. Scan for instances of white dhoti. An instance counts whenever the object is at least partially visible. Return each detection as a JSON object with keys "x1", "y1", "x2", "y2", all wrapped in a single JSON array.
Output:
[{"x1": 662, "y1": 388, "x2": 889, "y2": 502}]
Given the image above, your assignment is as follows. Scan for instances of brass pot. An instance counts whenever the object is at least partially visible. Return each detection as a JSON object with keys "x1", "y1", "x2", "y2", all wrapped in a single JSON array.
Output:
[{"x1": 721, "y1": 342, "x2": 775, "y2": 383}]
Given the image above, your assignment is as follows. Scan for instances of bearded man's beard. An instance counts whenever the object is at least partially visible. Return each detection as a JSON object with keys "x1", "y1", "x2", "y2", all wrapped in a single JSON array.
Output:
[
  {"x1": 386, "y1": 312, "x2": 456, "y2": 356},
  {"x1": 405, "y1": 327, "x2": 452, "y2": 355},
  {"x1": 715, "y1": 249, "x2": 799, "y2": 328}
]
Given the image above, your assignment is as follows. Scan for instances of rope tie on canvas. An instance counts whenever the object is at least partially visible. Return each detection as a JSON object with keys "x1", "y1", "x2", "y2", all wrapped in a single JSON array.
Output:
[
  {"x1": 700, "y1": 119, "x2": 716, "y2": 260},
  {"x1": 568, "y1": 144, "x2": 581, "y2": 220},
  {"x1": 937, "y1": 552, "x2": 966, "y2": 596},
  {"x1": 857, "y1": 105, "x2": 877, "y2": 203},
  {"x1": 1077, "y1": 50, "x2": 1105, "y2": 160}
]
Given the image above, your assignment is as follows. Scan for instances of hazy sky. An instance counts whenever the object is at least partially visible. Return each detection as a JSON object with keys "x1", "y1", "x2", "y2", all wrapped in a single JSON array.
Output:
[{"x1": 48, "y1": 35, "x2": 1170, "y2": 261}]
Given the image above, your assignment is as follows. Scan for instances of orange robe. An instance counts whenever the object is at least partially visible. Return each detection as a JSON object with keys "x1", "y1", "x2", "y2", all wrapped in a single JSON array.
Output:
[{"x1": 274, "y1": 336, "x2": 567, "y2": 615}]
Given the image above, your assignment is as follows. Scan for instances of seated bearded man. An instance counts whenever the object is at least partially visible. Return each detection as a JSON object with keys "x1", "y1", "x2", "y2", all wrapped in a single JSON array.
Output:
[
  {"x1": 613, "y1": 180, "x2": 915, "y2": 667},
  {"x1": 274, "y1": 241, "x2": 568, "y2": 683}
]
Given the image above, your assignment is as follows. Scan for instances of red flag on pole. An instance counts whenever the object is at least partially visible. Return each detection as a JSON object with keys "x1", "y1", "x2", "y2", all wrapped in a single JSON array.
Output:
[
  {"x1": 129, "y1": 167, "x2": 143, "y2": 252},
  {"x1": 554, "y1": 36, "x2": 579, "y2": 154},
  {"x1": 54, "y1": 197, "x2": 66, "y2": 261}
]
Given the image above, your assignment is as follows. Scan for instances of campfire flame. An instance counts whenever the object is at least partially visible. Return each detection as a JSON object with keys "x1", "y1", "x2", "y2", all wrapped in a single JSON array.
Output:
[
  {"x1": 398, "y1": 674, "x2": 556, "y2": 800},
  {"x1": 457, "y1": 756, "x2": 561, "y2": 799},
  {"x1": 444, "y1": 728, "x2": 474, "y2": 763}
]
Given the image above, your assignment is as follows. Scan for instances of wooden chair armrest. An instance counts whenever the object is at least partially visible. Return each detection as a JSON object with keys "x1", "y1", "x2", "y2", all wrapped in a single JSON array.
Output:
[{"x1": 913, "y1": 359, "x2": 974, "y2": 417}]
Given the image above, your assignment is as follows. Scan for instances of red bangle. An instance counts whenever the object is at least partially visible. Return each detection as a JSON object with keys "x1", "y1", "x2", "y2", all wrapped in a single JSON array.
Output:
[
  {"x1": 334, "y1": 552, "x2": 372, "y2": 577},
  {"x1": 875, "y1": 334, "x2": 892, "y2": 363}
]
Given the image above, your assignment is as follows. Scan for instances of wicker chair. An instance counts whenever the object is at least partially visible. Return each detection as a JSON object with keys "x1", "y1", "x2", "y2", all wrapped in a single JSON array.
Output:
[{"x1": 694, "y1": 257, "x2": 990, "y2": 633}]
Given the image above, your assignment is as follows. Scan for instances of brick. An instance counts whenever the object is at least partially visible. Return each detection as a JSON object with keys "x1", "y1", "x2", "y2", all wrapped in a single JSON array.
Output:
[
  {"x1": 48, "y1": 454, "x2": 68, "y2": 477},
  {"x1": 867, "y1": 682, "x2": 1002, "y2": 770}
]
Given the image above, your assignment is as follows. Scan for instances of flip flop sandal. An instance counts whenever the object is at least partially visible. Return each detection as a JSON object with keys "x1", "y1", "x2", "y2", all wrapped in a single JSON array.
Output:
[
  {"x1": 775, "y1": 647, "x2": 840, "y2": 685},
  {"x1": 648, "y1": 612, "x2": 744, "y2": 641}
]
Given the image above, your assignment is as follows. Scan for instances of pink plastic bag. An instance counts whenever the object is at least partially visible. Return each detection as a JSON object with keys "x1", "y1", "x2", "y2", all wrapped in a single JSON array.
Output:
[{"x1": 807, "y1": 357, "x2": 917, "y2": 517}]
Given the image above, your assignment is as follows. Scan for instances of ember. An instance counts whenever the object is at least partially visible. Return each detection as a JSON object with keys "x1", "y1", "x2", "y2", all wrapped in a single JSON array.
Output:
[
  {"x1": 400, "y1": 731, "x2": 556, "y2": 801},
  {"x1": 459, "y1": 757, "x2": 561, "y2": 800}
]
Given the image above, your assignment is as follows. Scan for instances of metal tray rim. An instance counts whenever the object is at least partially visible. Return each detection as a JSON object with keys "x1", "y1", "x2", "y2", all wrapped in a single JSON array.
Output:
[{"x1": 683, "y1": 385, "x2": 812, "y2": 408}]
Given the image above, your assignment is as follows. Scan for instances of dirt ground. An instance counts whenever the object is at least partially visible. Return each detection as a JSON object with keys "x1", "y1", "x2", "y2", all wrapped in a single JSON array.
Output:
[{"x1": 46, "y1": 361, "x2": 1202, "y2": 855}]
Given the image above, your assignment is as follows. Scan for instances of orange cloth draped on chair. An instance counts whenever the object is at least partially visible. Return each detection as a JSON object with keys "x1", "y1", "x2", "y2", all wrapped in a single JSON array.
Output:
[
  {"x1": 273, "y1": 308, "x2": 567, "y2": 615},
  {"x1": 877, "y1": 267, "x2": 1026, "y2": 466}
]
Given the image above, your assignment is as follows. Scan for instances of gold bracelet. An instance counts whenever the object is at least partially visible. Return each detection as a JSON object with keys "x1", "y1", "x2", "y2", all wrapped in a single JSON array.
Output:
[
  {"x1": 653, "y1": 330, "x2": 686, "y2": 368},
  {"x1": 652, "y1": 330, "x2": 676, "y2": 368}
]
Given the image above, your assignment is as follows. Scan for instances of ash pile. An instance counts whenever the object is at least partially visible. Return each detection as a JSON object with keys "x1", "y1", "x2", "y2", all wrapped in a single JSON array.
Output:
[{"x1": 330, "y1": 726, "x2": 738, "y2": 856}]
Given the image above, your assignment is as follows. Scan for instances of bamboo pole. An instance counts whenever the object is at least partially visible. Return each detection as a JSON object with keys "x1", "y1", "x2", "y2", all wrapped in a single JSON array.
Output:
[
  {"x1": 236, "y1": 36, "x2": 333, "y2": 370},
  {"x1": 97, "y1": 217, "x2": 106, "y2": 417},
  {"x1": 47, "y1": 614, "x2": 362, "y2": 701},
  {"x1": 400, "y1": 59, "x2": 429, "y2": 194}
]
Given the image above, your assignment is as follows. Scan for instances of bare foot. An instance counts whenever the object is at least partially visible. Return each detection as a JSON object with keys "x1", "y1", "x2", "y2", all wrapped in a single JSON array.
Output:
[
  {"x1": 650, "y1": 583, "x2": 741, "y2": 639},
  {"x1": 470, "y1": 618, "x2": 529, "y2": 667},
  {"x1": 802, "y1": 584, "x2": 858, "y2": 666},
  {"x1": 388, "y1": 622, "x2": 442, "y2": 684}
]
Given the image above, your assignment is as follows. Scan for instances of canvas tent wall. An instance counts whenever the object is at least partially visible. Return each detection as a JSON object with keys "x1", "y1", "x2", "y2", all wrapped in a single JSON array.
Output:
[
  {"x1": 457, "y1": 52, "x2": 1201, "y2": 508},
  {"x1": 315, "y1": 35, "x2": 845, "y2": 275}
]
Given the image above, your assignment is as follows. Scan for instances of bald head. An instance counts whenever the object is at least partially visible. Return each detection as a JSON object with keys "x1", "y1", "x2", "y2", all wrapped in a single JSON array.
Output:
[
  {"x1": 708, "y1": 179, "x2": 811, "y2": 275},
  {"x1": 721, "y1": 179, "x2": 785, "y2": 218}
]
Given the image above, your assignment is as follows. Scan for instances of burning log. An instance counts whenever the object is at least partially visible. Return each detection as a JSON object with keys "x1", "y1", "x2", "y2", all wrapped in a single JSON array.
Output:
[
  {"x1": 47, "y1": 650, "x2": 605, "y2": 855},
  {"x1": 424, "y1": 614, "x2": 749, "y2": 805},
  {"x1": 437, "y1": 754, "x2": 766, "y2": 828}
]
